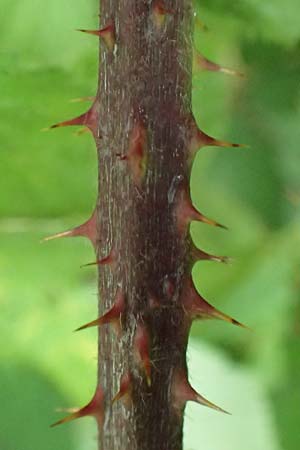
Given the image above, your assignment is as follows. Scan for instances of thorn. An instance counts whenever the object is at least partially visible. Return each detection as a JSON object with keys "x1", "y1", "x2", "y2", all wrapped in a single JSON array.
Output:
[
  {"x1": 189, "y1": 123, "x2": 247, "y2": 156},
  {"x1": 175, "y1": 185, "x2": 227, "y2": 234},
  {"x1": 69, "y1": 96, "x2": 96, "y2": 103},
  {"x1": 122, "y1": 123, "x2": 148, "y2": 187},
  {"x1": 77, "y1": 22, "x2": 115, "y2": 52},
  {"x1": 51, "y1": 385, "x2": 104, "y2": 428},
  {"x1": 152, "y1": 2, "x2": 174, "y2": 29},
  {"x1": 43, "y1": 209, "x2": 97, "y2": 248},
  {"x1": 81, "y1": 247, "x2": 117, "y2": 268},
  {"x1": 195, "y1": 394, "x2": 230, "y2": 414},
  {"x1": 198, "y1": 214, "x2": 227, "y2": 230},
  {"x1": 112, "y1": 372, "x2": 132, "y2": 406},
  {"x1": 48, "y1": 100, "x2": 99, "y2": 137},
  {"x1": 191, "y1": 247, "x2": 231, "y2": 264},
  {"x1": 172, "y1": 368, "x2": 229, "y2": 414},
  {"x1": 194, "y1": 51, "x2": 244, "y2": 78},
  {"x1": 134, "y1": 322, "x2": 151, "y2": 386},
  {"x1": 75, "y1": 288, "x2": 125, "y2": 333},
  {"x1": 182, "y1": 278, "x2": 248, "y2": 329}
]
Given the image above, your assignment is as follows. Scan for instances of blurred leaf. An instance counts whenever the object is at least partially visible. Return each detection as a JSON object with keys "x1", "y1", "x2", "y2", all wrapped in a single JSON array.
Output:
[
  {"x1": 0, "y1": 62, "x2": 97, "y2": 217},
  {"x1": 0, "y1": 232, "x2": 97, "y2": 397},
  {"x1": 0, "y1": 362, "x2": 77, "y2": 450},
  {"x1": 196, "y1": 0, "x2": 300, "y2": 46},
  {"x1": 0, "y1": 231, "x2": 98, "y2": 448},
  {"x1": 1, "y1": 0, "x2": 300, "y2": 448},
  {"x1": 185, "y1": 340, "x2": 280, "y2": 450},
  {"x1": 271, "y1": 297, "x2": 300, "y2": 450},
  {"x1": 0, "y1": 0, "x2": 98, "y2": 67},
  {"x1": 192, "y1": 223, "x2": 300, "y2": 386}
]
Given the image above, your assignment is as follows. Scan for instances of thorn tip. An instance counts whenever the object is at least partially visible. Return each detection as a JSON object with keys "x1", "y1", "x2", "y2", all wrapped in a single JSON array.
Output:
[
  {"x1": 182, "y1": 278, "x2": 248, "y2": 329},
  {"x1": 75, "y1": 288, "x2": 124, "y2": 334}
]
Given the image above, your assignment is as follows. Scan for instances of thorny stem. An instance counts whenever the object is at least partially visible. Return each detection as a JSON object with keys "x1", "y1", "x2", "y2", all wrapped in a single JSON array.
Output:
[{"x1": 96, "y1": 2, "x2": 193, "y2": 450}]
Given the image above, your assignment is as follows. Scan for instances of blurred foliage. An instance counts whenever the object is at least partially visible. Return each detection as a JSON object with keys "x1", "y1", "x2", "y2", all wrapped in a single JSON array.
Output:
[{"x1": 0, "y1": 0, "x2": 299, "y2": 450}]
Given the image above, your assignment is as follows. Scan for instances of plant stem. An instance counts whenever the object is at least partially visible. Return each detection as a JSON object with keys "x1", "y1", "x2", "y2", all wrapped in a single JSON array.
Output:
[{"x1": 96, "y1": 2, "x2": 193, "y2": 449}]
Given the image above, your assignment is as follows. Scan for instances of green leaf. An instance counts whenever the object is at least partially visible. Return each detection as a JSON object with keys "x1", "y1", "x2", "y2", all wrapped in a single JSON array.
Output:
[
  {"x1": 185, "y1": 340, "x2": 280, "y2": 450},
  {"x1": 196, "y1": 0, "x2": 300, "y2": 46},
  {"x1": 0, "y1": 0, "x2": 98, "y2": 67}
]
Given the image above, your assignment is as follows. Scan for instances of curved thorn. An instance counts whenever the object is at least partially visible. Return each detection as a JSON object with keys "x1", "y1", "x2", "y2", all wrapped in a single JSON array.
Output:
[
  {"x1": 77, "y1": 22, "x2": 115, "y2": 51},
  {"x1": 42, "y1": 229, "x2": 73, "y2": 242},
  {"x1": 194, "y1": 51, "x2": 245, "y2": 78},
  {"x1": 182, "y1": 278, "x2": 248, "y2": 329},
  {"x1": 51, "y1": 411, "x2": 81, "y2": 428},
  {"x1": 75, "y1": 288, "x2": 124, "y2": 333},
  {"x1": 81, "y1": 247, "x2": 117, "y2": 268},
  {"x1": 49, "y1": 113, "x2": 87, "y2": 129},
  {"x1": 198, "y1": 214, "x2": 228, "y2": 230},
  {"x1": 51, "y1": 385, "x2": 104, "y2": 428},
  {"x1": 195, "y1": 394, "x2": 231, "y2": 415},
  {"x1": 43, "y1": 209, "x2": 97, "y2": 248},
  {"x1": 189, "y1": 125, "x2": 248, "y2": 157},
  {"x1": 175, "y1": 184, "x2": 227, "y2": 233},
  {"x1": 75, "y1": 317, "x2": 103, "y2": 332},
  {"x1": 123, "y1": 123, "x2": 148, "y2": 187},
  {"x1": 47, "y1": 101, "x2": 99, "y2": 137},
  {"x1": 192, "y1": 247, "x2": 231, "y2": 264},
  {"x1": 112, "y1": 372, "x2": 132, "y2": 405},
  {"x1": 172, "y1": 368, "x2": 229, "y2": 414}
]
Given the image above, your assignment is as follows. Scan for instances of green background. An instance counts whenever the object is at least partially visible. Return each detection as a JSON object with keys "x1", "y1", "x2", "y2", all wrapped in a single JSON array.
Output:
[{"x1": 1, "y1": 1, "x2": 300, "y2": 449}]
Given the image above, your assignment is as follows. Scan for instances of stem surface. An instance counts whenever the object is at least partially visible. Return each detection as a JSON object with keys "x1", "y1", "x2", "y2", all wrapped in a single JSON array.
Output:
[{"x1": 96, "y1": 2, "x2": 193, "y2": 450}]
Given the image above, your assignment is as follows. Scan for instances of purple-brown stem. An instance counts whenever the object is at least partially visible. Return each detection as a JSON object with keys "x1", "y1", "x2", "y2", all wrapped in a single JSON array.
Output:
[{"x1": 96, "y1": 1, "x2": 193, "y2": 450}]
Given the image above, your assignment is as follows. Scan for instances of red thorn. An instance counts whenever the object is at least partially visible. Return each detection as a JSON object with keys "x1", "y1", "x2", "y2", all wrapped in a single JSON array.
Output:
[
  {"x1": 81, "y1": 247, "x2": 118, "y2": 268},
  {"x1": 43, "y1": 209, "x2": 97, "y2": 248},
  {"x1": 51, "y1": 385, "x2": 104, "y2": 428},
  {"x1": 77, "y1": 22, "x2": 115, "y2": 52},
  {"x1": 194, "y1": 51, "x2": 244, "y2": 78},
  {"x1": 112, "y1": 372, "x2": 132, "y2": 406},
  {"x1": 75, "y1": 288, "x2": 125, "y2": 333},
  {"x1": 189, "y1": 122, "x2": 247, "y2": 156},
  {"x1": 122, "y1": 123, "x2": 148, "y2": 187},
  {"x1": 134, "y1": 323, "x2": 151, "y2": 386},
  {"x1": 191, "y1": 247, "x2": 231, "y2": 264},
  {"x1": 172, "y1": 368, "x2": 229, "y2": 414},
  {"x1": 49, "y1": 100, "x2": 99, "y2": 137},
  {"x1": 175, "y1": 185, "x2": 227, "y2": 234},
  {"x1": 182, "y1": 278, "x2": 247, "y2": 329}
]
